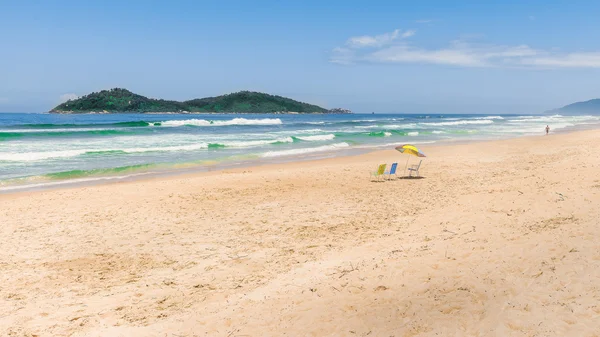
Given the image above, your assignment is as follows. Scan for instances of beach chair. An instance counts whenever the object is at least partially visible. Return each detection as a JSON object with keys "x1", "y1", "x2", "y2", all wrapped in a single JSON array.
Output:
[
  {"x1": 370, "y1": 164, "x2": 386, "y2": 181},
  {"x1": 384, "y1": 162, "x2": 398, "y2": 180},
  {"x1": 407, "y1": 160, "x2": 422, "y2": 177}
]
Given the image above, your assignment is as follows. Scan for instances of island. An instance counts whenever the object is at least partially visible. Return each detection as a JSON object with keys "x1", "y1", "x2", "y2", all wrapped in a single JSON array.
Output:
[
  {"x1": 50, "y1": 88, "x2": 352, "y2": 114},
  {"x1": 547, "y1": 98, "x2": 600, "y2": 115}
]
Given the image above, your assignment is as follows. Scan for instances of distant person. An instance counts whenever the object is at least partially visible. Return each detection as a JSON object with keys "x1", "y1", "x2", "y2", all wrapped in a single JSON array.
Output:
[{"x1": 545, "y1": 125, "x2": 550, "y2": 135}]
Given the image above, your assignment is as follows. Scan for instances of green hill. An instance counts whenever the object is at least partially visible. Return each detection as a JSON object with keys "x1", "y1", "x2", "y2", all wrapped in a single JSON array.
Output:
[
  {"x1": 184, "y1": 91, "x2": 327, "y2": 114},
  {"x1": 50, "y1": 88, "x2": 339, "y2": 114}
]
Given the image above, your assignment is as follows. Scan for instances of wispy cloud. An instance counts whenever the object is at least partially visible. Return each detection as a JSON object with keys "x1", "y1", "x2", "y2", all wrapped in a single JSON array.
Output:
[
  {"x1": 521, "y1": 52, "x2": 600, "y2": 68},
  {"x1": 401, "y1": 30, "x2": 416, "y2": 38},
  {"x1": 345, "y1": 29, "x2": 414, "y2": 48},
  {"x1": 59, "y1": 93, "x2": 78, "y2": 103},
  {"x1": 331, "y1": 29, "x2": 600, "y2": 68},
  {"x1": 367, "y1": 42, "x2": 537, "y2": 67}
]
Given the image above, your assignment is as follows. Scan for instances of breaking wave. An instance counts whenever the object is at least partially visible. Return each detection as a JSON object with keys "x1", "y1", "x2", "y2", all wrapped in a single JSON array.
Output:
[
  {"x1": 262, "y1": 142, "x2": 350, "y2": 158},
  {"x1": 160, "y1": 118, "x2": 283, "y2": 127}
]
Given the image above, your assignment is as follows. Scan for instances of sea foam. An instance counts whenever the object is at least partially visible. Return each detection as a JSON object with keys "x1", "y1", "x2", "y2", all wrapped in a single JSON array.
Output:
[
  {"x1": 262, "y1": 142, "x2": 350, "y2": 158},
  {"x1": 294, "y1": 134, "x2": 336, "y2": 141},
  {"x1": 421, "y1": 120, "x2": 494, "y2": 126},
  {"x1": 475, "y1": 116, "x2": 504, "y2": 120},
  {"x1": 160, "y1": 118, "x2": 283, "y2": 127},
  {"x1": 212, "y1": 137, "x2": 293, "y2": 148},
  {"x1": 0, "y1": 143, "x2": 210, "y2": 162}
]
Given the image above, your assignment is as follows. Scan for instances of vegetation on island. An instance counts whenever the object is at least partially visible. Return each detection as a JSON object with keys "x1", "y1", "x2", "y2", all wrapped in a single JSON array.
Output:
[{"x1": 50, "y1": 88, "x2": 349, "y2": 114}]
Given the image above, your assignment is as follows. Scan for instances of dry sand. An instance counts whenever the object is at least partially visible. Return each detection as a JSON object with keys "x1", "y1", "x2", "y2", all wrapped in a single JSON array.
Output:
[{"x1": 1, "y1": 130, "x2": 600, "y2": 337}]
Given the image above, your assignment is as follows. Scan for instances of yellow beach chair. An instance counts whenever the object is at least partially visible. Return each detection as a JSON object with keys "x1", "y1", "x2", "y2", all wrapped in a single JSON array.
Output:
[{"x1": 370, "y1": 164, "x2": 386, "y2": 181}]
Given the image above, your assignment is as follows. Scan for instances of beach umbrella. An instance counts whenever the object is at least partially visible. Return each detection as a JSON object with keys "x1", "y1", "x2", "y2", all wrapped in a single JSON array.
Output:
[
  {"x1": 395, "y1": 144, "x2": 426, "y2": 157},
  {"x1": 395, "y1": 144, "x2": 426, "y2": 175}
]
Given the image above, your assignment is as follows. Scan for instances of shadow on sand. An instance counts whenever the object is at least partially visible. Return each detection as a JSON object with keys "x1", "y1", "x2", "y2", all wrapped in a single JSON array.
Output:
[{"x1": 370, "y1": 176, "x2": 426, "y2": 182}]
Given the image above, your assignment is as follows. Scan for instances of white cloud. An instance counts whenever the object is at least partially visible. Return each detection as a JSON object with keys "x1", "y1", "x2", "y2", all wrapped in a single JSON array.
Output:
[
  {"x1": 346, "y1": 29, "x2": 414, "y2": 48},
  {"x1": 331, "y1": 29, "x2": 600, "y2": 69},
  {"x1": 520, "y1": 52, "x2": 600, "y2": 68},
  {"x1": 367, "y1": 45, "x2": 489, "y2": 67},
  {"x1": 59, "y1": 93, "x2": 78, "y2": 103},
  {"x1": 401, "y1": 30, "x2": 416, "y2": 38}
]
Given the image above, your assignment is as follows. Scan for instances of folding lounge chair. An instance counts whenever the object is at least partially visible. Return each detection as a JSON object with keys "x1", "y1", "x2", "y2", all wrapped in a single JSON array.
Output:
[
  {"x1": 370, "y1": 164, "x2": 386, "y2": 181},
  {"x1": 407, "y1": 160, "x2": 422, "y2": 177},
  {"x1": 384, "y1": 162, "x2": 398, "y2": 180}
]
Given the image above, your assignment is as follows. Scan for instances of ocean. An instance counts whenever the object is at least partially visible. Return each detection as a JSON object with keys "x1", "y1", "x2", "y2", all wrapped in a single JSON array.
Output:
[{"x1": 1, "y1": 112, "x2": 599, "y2": 191}]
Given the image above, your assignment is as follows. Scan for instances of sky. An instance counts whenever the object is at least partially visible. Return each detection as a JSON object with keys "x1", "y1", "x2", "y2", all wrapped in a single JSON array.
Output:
[{"x1": 2, "y1": 0, "x2": 600, "y2": 113}]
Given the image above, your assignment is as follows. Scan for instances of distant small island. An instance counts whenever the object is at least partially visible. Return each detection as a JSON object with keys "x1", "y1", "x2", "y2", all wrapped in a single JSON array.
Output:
[
  {"x1": 50, "y1": 88, "x2": 351, "y2": 114},
  {"x1": 547, "y1": 98, "x2": 600, "y2": 115}
]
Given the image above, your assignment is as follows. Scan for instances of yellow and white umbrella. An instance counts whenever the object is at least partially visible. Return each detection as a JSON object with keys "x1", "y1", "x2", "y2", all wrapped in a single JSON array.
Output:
[
  {"x1": 395, "y1": 144, "x2": 426, "y2": 176},
  {"x1": 395, "y1": 144, "x2": 427, "y2": 157}
]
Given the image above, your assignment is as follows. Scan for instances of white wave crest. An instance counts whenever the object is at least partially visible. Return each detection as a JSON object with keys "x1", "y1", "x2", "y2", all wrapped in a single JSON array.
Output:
[
  {"x1": 295, "y1": 134, "x2": 336, "y2": 141},
  {"x1": 218, "y1": 137, "x2": 293, "y2": 148},
  {"x1": 0, "y1": 143, "x2": 210, "y2": 162},
  {"x1": 262, "y1": 142, "x2": 350, "y2": 158},
  {"x1": 161, "y1": 118, "x2": 282, "y2": 127},
  {"x1": 407, "y1": 131, "x2": 419, "y2": 136},
  {"x1": 381, "y1": 123, "x2": 418, "y2": 129},
  {"x1": 421, "y1": 120, "x2": 494, "y2": 126},
  {"x1": 508, "y1": 115, "x2": 600, "y2": 123},
  {"x1": 0, "y1": 149, "x2": 90, "y2": 162},
  {"x1": 475, "y1": 116, "x2": 504, "y2": 120},
  {"x1": 384, "y1": 132, "x2": 392, "y2": 137},
  {"x1": 432, "y1": 130, "x2": 446, "y2": 134},
  {"x1": 119, "y1": 144, "x2": 209, "y2": 153}
]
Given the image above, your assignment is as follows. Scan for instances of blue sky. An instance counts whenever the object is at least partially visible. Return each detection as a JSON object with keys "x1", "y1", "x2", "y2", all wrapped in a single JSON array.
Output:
[{"x1": 2, "y1": 0, "x2": 600, "y2": 113}]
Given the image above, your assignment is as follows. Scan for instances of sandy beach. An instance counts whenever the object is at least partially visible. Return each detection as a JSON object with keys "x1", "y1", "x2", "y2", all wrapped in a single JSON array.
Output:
[{"x1": 1, "y1": 129, "x2": 600, "y2": 337}]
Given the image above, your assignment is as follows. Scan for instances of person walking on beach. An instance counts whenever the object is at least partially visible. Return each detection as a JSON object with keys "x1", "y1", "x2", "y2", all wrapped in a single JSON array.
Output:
[{"x1": 545, "y1": 125, "x2": 550, "y2": 135}]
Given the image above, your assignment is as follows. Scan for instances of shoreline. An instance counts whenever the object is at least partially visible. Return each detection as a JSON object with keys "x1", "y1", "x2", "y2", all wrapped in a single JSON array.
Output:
[
  {"x1": 1, "y1": 126, "x2": 596, "y2": 196},
  {"x1": 2, "y1": 127, "x2": 600, "y2": 335}
]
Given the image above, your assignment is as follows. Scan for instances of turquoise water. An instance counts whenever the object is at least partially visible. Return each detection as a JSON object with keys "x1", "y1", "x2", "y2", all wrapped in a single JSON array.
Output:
[{"x1": 1, "y1": 112, "x2": 599, "y2": 190}]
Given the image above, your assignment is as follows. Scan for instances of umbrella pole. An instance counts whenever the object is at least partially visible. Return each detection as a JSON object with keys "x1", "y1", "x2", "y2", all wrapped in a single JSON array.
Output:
[{"x1": 404, "y1": 156, "x2": 410, "y2": 177}]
